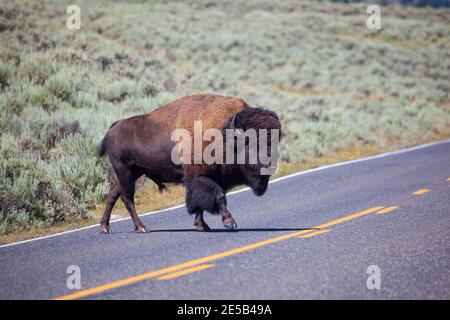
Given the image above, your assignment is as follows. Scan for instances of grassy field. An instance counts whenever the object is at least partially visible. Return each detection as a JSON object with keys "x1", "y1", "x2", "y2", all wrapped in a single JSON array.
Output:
[{"x1": 0, "y1": 0, "x2": 449, "y2": 243}]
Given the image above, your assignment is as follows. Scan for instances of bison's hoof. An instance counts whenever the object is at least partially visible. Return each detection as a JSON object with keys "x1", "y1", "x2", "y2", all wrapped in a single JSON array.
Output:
[
  {"x1": 223, "y1": 218, "x2": 237, "y2": 230},
  {"x1": 100, "y1": 225, "x2": 112, "y2": 234},
  {"x1": 196, "y1": 223, "x2": 211, "y2": 232},
  {"x1": 135, "y1": 225, "x2": 150, "y2": 233}
]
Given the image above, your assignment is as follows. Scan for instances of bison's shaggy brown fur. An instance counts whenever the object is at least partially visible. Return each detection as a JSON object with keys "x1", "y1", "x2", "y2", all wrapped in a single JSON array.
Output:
[{"x1": 98, "y1": 94, "x2": 281, "y2": 233}]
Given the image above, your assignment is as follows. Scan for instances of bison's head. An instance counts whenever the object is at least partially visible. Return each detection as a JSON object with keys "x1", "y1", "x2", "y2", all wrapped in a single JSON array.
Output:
[{"x1": 224, "y1": 107, "x2": 282, "y2": 196}]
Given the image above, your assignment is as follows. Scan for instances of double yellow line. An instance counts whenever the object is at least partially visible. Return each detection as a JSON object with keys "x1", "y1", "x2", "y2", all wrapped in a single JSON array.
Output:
[{"x1": 55, "y1": 206, "x2": 384, "y2": 300}]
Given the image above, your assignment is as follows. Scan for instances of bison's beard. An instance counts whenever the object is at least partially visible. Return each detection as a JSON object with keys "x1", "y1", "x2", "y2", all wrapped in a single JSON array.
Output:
[{"x1": 242, "y1": 168, "x2": 269, "y2": 196}]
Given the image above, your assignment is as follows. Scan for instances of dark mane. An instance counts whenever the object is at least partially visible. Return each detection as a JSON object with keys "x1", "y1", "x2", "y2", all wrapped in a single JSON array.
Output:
[{"x1": 224, "y1": 107, "x2": 281, "y2": 135}]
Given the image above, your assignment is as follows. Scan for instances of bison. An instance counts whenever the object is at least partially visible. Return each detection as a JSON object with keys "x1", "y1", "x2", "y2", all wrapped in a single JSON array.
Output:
[{"x1": 98, "y1": 93, "x2": 281, "y2": 234}]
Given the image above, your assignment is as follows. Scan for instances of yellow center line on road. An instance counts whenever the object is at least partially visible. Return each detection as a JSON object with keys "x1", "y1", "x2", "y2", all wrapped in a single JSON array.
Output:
[
  {"x1": 299, "y1": 229, "x2": 331, "y2": 238},
  {"x1": 374, "y1": 206, "x2": 399, "y2": 214},
  {"x1": 413, "y1": 189, "x2": 430, "y2": 195},
  {"x1": 157, "y1": 264, "x2": 215, "y2": 280},
  {"x1": 54, "y1": 206, "x2": 383, "y2": 300},
  {"x1": 314, "y1": 207, "x2": 383, "y2": 229}
]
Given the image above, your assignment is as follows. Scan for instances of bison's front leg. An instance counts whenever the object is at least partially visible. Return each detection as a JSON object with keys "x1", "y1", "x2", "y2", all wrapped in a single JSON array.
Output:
[
  {"x1": 186, "y1": 176, "x2": 237, "y2": 230},
  {"x1": 217, "y1": 201, "x2": 237, "y2": 230}
]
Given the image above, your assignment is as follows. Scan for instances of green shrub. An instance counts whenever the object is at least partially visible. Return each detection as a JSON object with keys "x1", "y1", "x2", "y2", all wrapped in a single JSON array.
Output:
[
  {"x1": 41, "y1": 118, "x2": 81, "y2": 148},
  {"x1": 2, "y1": 83, "x2": 30, "y2": 115},
  {"x1": 0, "y1": 62, "x2": 15, "y2": 89},
  {"x1": 19, "y1": 53, "x2": 58, "y2": 85},
  {"x1": 29, "y1": 85, "x2": 60, "y2": 112},
  {"x1": 45, "y1": 73, "x2": 75, "y2": 103},
  {"x1": 98, "y1": 80, "x2": 140, "y2": 102},
  {"x1": 0, "y1": 96, "x2": 22, "y2": 135},
  {"x1": 57, "y1": 155, "x2": 107, "y2": 201},
  {"x1": 0, "y1": 158, "x2": 65, "y2": 233},
  {"x1": 74, "y1": 91, "x2": 98, "y2": 109}
]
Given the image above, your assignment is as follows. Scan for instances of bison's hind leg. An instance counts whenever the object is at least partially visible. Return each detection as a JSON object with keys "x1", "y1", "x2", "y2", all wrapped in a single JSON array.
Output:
[
  {"x1": 100, "y1": 181, "x2": 121, "y2": 234},
  {"x1": 193, "y1": 210, "x2": 211, "y2": 232},
  {"x1": 112, "y1": 162, "x2": 149, "y2": 233},
  {"x1": 186, "y1": 176, "x2": 237, "y2": 231}
]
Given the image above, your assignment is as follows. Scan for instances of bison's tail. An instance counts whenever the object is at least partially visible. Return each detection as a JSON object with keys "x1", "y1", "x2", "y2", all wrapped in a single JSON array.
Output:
[
  {"x1": 98, "y1": 120, "x2": 119, "y2": 157},
  {"x1": 98, "y1": 135, "x2": 107, "y2": 157}
]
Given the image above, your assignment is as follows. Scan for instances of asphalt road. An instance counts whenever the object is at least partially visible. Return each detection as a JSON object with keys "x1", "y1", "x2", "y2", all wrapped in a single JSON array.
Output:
[{"x1": 1, "y1": 140, "x2": 449, "y2": 300}]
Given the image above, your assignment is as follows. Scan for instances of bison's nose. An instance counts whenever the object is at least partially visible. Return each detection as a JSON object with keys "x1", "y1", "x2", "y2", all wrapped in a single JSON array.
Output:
[{"x1": 255, "y1": 184, "x2": 268, "y2": 196}]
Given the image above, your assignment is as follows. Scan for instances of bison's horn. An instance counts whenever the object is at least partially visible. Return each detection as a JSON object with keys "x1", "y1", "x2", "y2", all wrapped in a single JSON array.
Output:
[{"x1": 229, "y1": 113, "x2": 237, "y2": 129}]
